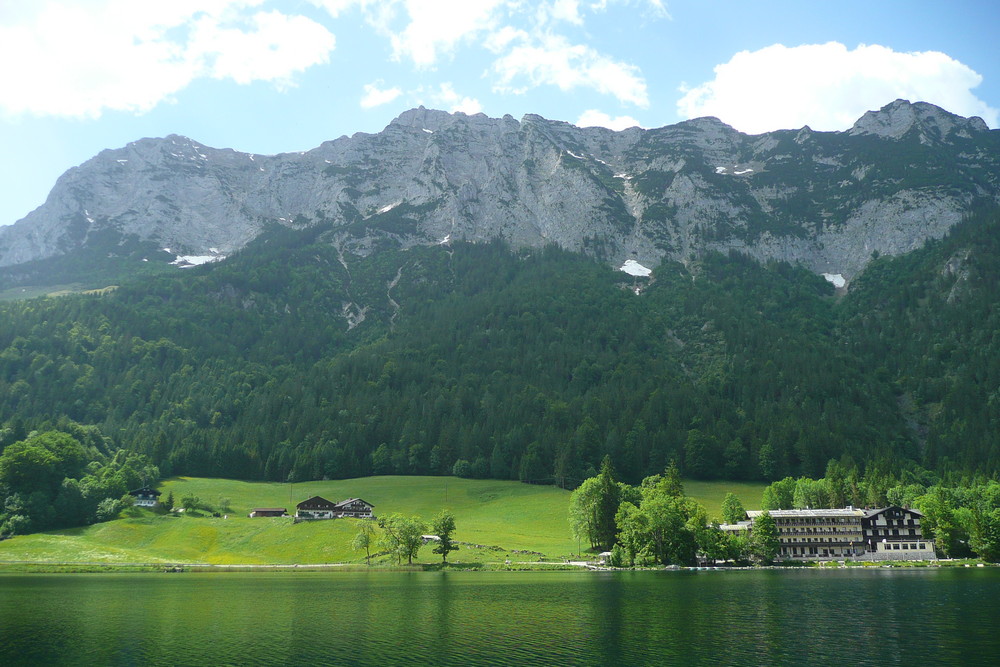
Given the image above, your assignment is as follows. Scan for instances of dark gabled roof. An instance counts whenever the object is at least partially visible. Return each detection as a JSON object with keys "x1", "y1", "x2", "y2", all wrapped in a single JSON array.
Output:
[
  {"x1": 128, "y1": 487, "x2": 161, "y2": 496},
  {"x1": 334, "y1": 497, "x2": 373, "y2": 509},
  {"x1": 296, "y1": 495, "x2": 336, "y2": 509},
  {"x1": 863, "y1": 505, "x2": 925, "y2": 519}
]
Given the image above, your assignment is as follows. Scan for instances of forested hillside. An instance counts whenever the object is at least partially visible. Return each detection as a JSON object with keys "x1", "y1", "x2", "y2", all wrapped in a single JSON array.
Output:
[
  {"x1": 1, "y1": 209, "x2": 999, "y2": 487},
  {"x1": 841, "y1": 204, "x2": 1000, "y2": 472}
]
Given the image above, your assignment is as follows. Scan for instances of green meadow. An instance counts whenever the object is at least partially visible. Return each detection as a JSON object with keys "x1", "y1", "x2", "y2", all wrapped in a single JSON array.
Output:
[
  {"x1": 683, "y1": 479, "x2": 768, "y2": 519},
  {"x1": 0, "y1": 476, "x2": 764, "y2": 567}
]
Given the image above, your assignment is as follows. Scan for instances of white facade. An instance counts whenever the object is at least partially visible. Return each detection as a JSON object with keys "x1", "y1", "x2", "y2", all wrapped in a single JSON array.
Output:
[{"x1": 869, "y1": 540, "x2": 937, "y2": 561}]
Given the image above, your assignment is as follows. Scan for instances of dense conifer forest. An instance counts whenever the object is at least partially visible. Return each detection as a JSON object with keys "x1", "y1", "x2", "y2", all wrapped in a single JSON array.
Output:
[{"x1": 1, "y1": 208, "x2": 999, "y2": 498}]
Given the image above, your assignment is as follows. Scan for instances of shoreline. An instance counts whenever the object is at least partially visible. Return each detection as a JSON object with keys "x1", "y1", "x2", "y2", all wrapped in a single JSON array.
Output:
[{"x1": 0, "y1": 558, "x2": 991, "y2": 574}]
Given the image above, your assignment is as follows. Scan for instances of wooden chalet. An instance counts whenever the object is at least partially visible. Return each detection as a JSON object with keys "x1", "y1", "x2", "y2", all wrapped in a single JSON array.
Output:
[
  {"x1": 333, "y1": 498, "x2": 375, "y2": 519},
  {"x1": 295, "y1": 496, "x2": 338, "y2": 519},
  {"x1": 129, "y1": 487, "x2": 161, "y2": 507},
  {"x1": 294, "y1": 496, "x2": 375, "y2": 519}
]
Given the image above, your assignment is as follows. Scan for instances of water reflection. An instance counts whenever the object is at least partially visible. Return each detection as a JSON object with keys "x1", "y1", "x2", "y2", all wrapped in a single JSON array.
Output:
[{"x1": 1, "y1": 569, "x2": 998, "y2": 666}]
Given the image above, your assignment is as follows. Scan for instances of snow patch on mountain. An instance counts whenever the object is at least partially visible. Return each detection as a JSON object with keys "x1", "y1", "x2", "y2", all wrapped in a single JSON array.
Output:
[
  {"x1": 822, "y1": 273, "x2": 846, "y2": 288},
  {"x1": 171, "y1": 255, "x2": 224, "y2": 268},
  {"x1": 620, "y1": 260, "x2": 652, "y2": 277}
]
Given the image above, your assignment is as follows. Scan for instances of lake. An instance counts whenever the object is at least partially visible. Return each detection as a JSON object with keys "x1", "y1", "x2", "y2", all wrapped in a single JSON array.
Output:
[{"x1": 1, "y1": 568, "x2": 998, "y2": 665}]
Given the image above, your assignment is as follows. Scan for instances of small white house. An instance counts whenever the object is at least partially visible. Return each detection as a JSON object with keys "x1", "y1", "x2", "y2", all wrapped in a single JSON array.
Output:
[{"x1": 129, "y1": 487, "x2": 161, "y2": 507}]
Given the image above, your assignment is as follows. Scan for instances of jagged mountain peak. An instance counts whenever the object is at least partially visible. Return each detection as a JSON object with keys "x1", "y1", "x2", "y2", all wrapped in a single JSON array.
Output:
[
  {"x1": 678, "y1": 116, "x2": 737, "y2": 132},
  {"x1": 848, "y1": 98, "x2": 990, "y2": 141},
  {"x1": 793, "y1": 126, "x2": 816, "y2": 144},
  {"x1": 163, "y1": 133, "x2": 201, "y2": 145},
  {"x1": 390, "y1": 106, "x2": 494, "y2": 133},
  {"x1": 93, "y1": 133, "x2": 250, "y2": 167}
]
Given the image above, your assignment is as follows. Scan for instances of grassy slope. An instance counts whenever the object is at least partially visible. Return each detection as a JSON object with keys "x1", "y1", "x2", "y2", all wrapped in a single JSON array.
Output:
[
  {"x1": 684, "y1": 480, "x2": 765, "y2": 519},
  {"x1": 0, "y1": 477, "x2": 764, "y2": 565}
]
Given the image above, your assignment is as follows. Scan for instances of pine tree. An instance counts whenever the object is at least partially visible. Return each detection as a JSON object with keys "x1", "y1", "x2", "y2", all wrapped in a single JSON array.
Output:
[{"x1": 594, "y1": 456, "x2": 621, "y2": 551}]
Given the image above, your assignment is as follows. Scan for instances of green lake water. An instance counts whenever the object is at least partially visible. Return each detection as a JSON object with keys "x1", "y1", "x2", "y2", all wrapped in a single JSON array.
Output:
[{"x1": 1, "y1": 568, "x2": 998, "y2": 666}]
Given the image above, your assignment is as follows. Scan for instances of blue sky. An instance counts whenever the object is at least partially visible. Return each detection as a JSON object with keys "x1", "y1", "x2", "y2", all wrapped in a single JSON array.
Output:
[{"x1": 2, "y1": 0, "x2": 998, "y2": 228}]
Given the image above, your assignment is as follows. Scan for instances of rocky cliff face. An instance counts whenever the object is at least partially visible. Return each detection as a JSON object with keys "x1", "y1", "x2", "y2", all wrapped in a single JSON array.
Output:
[{"x1": 2, "y1": 99, "x2": 997, "y2": 282}]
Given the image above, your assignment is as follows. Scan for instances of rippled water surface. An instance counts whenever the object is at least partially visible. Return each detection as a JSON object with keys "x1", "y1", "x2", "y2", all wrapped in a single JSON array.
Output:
[{"x1": 2, "y1": 568, "x2": 998, "y2": 665}]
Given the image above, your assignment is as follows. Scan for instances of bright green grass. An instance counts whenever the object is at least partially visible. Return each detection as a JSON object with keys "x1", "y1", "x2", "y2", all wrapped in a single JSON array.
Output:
[
  {"x1": 683, "y1": 480, "x2": 766, "y2": 519},
  {"x1": 0, "y1": 476, "x2": 766, "y2": 566}
]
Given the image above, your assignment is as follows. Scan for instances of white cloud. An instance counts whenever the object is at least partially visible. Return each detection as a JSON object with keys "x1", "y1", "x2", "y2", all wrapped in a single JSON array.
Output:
[
  {"x1": 316, "y1": 0, "x2": 509, "y2": 68},
  {"x1": 483, "y1": 25, "x2": 529, "y2": 54},
  {"x1": 0, "y1": 0, "x2": 335, "y2": 118},
  {"x1": 541, "y1": 0, "x2": 669, "y2": 25},
  {"x1": 677, "y1": 42, "x2": 998, "y2": 134},
  {"x1": 544, "y1": 0, "x2": 585, "y2": 25},
  {"x1": 193, "y1": 10, "x2": 335, "y2": 88},
  {"x1": 576, "y1": 109, "x2": 642, "y2": 130},
  {"x1": 316, "y1": 1, "x2": 661, "y2": 107},
  {"x1": 423, "y1": 83, "x2": 483, "y2": 115},
  {"x1": 360, "y1": 80, "x2": 403, "y2": 108},
  {"x1": 388, "y1": 0, "x2": 508, "y2": 67},
  {"x1": 493, "y1": 33, "x2": 649, "y2": 107},
  {"x1": 308, "y1": 0, "x2": 359, "y2": 16}
]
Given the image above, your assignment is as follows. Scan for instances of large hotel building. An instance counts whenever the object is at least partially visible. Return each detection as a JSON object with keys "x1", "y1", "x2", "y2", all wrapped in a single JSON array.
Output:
[{"x1": 740, "y1": 506, "x2": 936, "y2": 561}]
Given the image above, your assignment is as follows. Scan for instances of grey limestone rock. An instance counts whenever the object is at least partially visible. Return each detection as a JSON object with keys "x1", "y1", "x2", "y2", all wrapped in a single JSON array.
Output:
[{"x1": 2, "y1": 100, "x2": 998, "y2": 284}]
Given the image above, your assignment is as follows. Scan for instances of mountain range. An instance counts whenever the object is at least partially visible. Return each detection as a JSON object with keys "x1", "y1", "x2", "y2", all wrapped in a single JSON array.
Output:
[{"x1": 2, "y1": 99, "x2": 997, "y2": 288}]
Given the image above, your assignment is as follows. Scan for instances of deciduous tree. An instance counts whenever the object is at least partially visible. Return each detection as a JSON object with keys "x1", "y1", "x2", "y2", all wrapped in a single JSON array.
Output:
[
  {"x1": 431, "y1": 510, "x2": 458, "y2": 563},
  {"x1": 351, "y1": 519, "x2": 378, "y2": 565},
  {"x1": 569, "y1": 477, "x2": 601, "y2": 551},
  {"x1": 721, "y1": 492, "x2": 746, "y2": 524},
  {"x1": 750, "y1": 511, "x2": 780, "y2": 565},
  {"x1": 378, "y1": 513, "x2": 426, "y2": 565}
]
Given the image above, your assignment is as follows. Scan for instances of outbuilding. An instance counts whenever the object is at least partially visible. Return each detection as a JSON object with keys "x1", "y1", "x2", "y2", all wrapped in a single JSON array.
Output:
[{"x1": 249, "y1": 508, "x2": 288, "y2": 518}]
